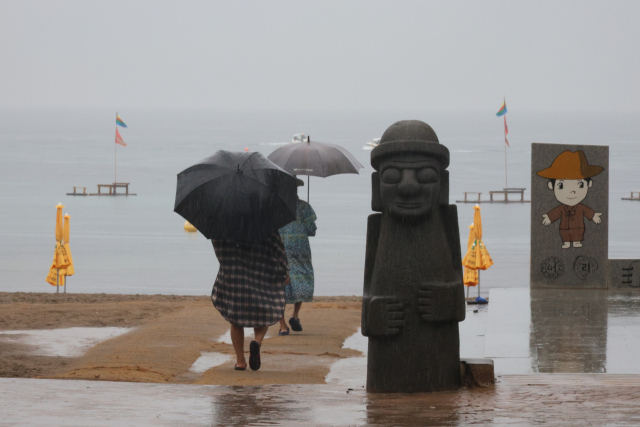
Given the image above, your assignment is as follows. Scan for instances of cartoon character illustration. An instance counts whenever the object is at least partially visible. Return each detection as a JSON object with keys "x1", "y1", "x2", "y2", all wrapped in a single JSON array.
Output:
[{"x1": 536, "y1": 150, "x2": 604, "y2": 249}]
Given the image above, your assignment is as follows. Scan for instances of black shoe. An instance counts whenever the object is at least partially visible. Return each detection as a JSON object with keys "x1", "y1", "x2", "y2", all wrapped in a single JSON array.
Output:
[
  {"x1": 289, "y1": 317, "x2": 302, "y2": 332},
  {"x1": 249, "y1": 340, "x2": 261, "y2": 371}
]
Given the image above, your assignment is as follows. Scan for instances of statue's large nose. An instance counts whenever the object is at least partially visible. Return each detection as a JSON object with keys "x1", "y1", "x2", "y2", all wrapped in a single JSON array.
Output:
[{"x1": 397, "y1": 170, "x2": 421, "y2": 197}]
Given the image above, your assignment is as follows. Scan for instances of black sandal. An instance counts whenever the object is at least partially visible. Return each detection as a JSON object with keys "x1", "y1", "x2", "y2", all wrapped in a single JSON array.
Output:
[
  {"x1": 289, "y1": 317, "x2": 302, "y2": 332},
  {"x1": 278, "y1": 327, "x2": 290, "y2": 336},
  {"x1": 249, "y1": 340, "x2": 261, "y2": 371},
  {"x1": 234, "y1": 364, "x2": 246, "y2": 371}
]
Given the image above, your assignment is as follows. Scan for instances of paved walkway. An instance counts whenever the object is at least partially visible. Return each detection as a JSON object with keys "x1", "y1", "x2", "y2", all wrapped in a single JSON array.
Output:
[{"x1": 4, "y1": 288, "x2": 640, "y2": 425}]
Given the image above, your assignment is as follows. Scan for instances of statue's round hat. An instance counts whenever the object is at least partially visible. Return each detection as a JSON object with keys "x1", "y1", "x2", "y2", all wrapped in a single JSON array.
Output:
[
  {"x1": 536, "y1": 150, "x2": 604, "y2": 179},
  {"x1": 371, "y1": 120, "x2": 450, "y2": 170}
]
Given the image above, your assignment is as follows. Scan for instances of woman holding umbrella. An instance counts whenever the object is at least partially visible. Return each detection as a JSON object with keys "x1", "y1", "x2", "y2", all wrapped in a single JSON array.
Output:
[
  {"x1": 174, "y1": 150, "x2": 298, "y2": 371},
  {"x1": 212, "y1": 233, "x2": 290, "y2": 370},
  {"x1": 277, "y1": 178, "x2": 317, "y2": 335}
]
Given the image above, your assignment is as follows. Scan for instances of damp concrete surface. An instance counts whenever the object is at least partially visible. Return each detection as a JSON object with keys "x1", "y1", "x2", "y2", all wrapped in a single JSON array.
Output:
[{"x1": 3, "y1": 288, "x2": 640, "y2": 426}]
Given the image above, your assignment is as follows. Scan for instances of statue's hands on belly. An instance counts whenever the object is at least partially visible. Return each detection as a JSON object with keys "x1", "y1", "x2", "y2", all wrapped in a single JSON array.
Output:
[
  {"x1": 362, "y1": 296, "x2": 404, "y2": 337},
  {"x1": 419, "y1": 282, "x2": 466, "y2": 323}
]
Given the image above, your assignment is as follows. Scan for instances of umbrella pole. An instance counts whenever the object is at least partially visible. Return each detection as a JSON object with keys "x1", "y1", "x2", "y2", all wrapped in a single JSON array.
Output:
[
  {"x1": 56, "y1": 269, "x2": 59, "y2": 294},
  {"x1": 466, "y1": 284, "x2": 469, "y2": 299},
  {"x1": 478, "y1": 271, "x2": 480, "y2": 298},
  {"x1": 64, "y1": 277, "x2": 66, "y2": 294}
]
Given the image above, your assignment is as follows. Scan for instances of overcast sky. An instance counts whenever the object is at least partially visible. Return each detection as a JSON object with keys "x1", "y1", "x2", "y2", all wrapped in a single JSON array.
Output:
[{"x1": 2, "y1": 0, "x2": 639, "y2": 113}]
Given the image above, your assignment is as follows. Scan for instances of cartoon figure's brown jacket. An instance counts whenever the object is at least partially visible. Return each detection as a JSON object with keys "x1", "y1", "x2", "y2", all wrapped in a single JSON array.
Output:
[{"x1": 546, "y1": 203, "x2": 595, "y2": 231}]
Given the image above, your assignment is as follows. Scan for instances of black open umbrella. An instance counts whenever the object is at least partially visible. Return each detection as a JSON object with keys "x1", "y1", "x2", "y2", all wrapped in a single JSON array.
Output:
[
  {"x1": 267, "y1": 137, "x2": 363, "y2": 200},
  {"x1": 174, "y1": 150, "x2": 297, "y2": 242}
]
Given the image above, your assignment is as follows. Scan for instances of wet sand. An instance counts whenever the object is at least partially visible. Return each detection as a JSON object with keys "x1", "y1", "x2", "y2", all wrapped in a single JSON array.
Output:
[{"x1": 0, "y1": 293, "x2": 362, "y2": 384}]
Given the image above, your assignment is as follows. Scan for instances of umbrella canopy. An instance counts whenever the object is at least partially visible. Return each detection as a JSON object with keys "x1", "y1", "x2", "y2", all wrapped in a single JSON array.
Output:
[
  {"x1": 463, "y1": 224, "x2": 479, "y2": 286},
  {"x1": 46, "y1": 204, "x2": 70, "y2": 288},
  {"x1": 462, "y1": 205, "x2": 494, "y2": 271},
  {"x1": 61, "y1": 214, "x2": 74, "y2": 277},
  {"x1": 174, "y1": 150, "x2": 297, "y2": 242},
  {"x1": 267, "y1": 138, "x2": 363, "y2": 178},
  {"x1": 55, "y1": 203, "x2": 64, "y2": 241}
]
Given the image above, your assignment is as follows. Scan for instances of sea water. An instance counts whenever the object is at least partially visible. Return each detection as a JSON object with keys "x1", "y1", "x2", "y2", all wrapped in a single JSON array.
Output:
[{"x1": 1, "y1": 109, "x2": 639, "y2": 296}]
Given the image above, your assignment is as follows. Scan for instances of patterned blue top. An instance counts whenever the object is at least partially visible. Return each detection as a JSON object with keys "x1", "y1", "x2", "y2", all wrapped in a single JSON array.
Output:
[{"x1": 279, "y1": 199, "x2": 317, "y2": 303}]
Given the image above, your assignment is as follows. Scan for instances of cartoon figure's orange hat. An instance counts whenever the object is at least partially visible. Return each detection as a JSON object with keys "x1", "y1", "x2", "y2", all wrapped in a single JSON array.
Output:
[{"x1": 536, "y1": 150, "x2": 604, "y2": 180}]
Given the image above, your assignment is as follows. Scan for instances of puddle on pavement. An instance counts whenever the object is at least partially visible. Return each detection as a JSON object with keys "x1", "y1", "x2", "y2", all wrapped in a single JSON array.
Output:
[
  {"x1": 189, "y1": 352, "x2": 232, "y2": 373},
  {"x1": 0, "y1": 327, "x2": 134, "y2": 357},
  {"x1": 217, "y1": 327, "x2": 255, "y2": 344},
  {"x1": 325, "y1": 327, "x2": 367, "y2": 388},
  {"x1": 326, "y1": 304, "x2": 490, "y2": 388}
]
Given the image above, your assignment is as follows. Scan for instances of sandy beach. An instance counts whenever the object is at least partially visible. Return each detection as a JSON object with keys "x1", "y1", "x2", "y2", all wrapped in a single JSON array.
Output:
[{"x1": 0, "y1": 293, "x2": 362, "y2": 385}]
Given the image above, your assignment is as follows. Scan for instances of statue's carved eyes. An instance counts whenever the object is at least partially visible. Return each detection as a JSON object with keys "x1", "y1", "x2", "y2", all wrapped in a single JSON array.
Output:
[
  {"x1": 382, "y1": 168, "x2": 402, "y2": 184},
  {"x1": 416, "y1": 168, "x2": 438, "y2": 184}
]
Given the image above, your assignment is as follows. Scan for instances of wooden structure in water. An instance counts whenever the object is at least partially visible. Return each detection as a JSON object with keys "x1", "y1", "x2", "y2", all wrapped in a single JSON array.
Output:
[
  {"x1": 456, "y1": 188, "x2": 530, "y2": 204},
  {"x1": 66, "y1": 186, "x2": 88, "y2": 196},
  {"x1": 67, "y1": 183, "x2": 136, "y2": 196},
  {"x1": 622, "y1": 191, "x2": 640, "y2": 201}
]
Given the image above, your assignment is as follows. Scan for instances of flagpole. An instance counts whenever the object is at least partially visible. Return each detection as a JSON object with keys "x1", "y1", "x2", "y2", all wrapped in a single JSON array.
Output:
[
  {"x1": 115, "y1": 127, "x2": 117, "y2": 185},
  {"x1": 504, "y1": 117, "x2": 508, "y2": 190},
  {"x1": 503, "y1": 98, "x2": 508, "y2": 190}
]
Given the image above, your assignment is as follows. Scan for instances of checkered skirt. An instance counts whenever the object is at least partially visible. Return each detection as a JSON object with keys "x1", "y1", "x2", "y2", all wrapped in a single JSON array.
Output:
[{"x1": 211, "y1": 233, "x2": 288, "y2": 328}]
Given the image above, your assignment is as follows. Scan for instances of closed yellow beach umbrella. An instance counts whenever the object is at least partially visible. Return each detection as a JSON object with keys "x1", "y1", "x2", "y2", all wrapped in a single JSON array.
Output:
[
  {"x1": 55, "y1": 203, "x2": 64, "y2": 241},
  {"x1": 462, "y1": 205, "x2": 494, "y2": 271},
  {"x1": 61, "y1": 214, "x2": 74, "y2": 277},
  {"x1": 462, "y1": 205, "x2": 493, "y2": 299},
  {"x1": 463, "y1": 224, "x2": 479, "y2": 287},
  {"x1": 46, "y1": 204, "x2": 70, "y2": 292}
]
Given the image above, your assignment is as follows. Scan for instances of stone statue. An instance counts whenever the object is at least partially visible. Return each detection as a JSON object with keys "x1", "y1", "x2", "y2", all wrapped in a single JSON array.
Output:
[{"x1": 361, "y1": 120, "x2": 466, "y2": 393}]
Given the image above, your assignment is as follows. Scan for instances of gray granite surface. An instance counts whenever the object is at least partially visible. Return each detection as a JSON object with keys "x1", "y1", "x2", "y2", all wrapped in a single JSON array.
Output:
[
  {"x1": 609, "y1": 259, "x2": 640, "y2": 289},
  {"x1": 530, "y1": 143, "x2": 609, "y2": 288}
]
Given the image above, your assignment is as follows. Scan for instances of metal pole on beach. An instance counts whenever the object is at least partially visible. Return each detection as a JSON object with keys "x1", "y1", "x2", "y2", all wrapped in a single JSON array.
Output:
[
  {"x1": 115, "y1": 128, "x2": 117, "y2": 184},
  {"x1": 308, "y1": 175, "x2": 310, "y2": 202},
  {"x1": 56, "y1": 268, "x2": 59, "y2": 294},
  {"x1": 504, "y1": 130, "x2": 508, "y2": 190},
  {"x1": 478, "y1": 271, "x2": 480, "y2": 298}
]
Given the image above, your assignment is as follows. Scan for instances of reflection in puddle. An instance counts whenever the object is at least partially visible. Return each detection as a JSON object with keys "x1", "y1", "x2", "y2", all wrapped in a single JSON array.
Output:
[{"x1": 0, "y1": 327, "x2": 134, "y2": 357}]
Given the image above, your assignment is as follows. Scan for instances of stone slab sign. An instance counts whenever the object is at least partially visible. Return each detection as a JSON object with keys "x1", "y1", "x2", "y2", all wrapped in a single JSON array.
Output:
[
  {"x1": 530, "y1": 143, "x2": 609, "y2": 289},
  {"x1": 609, "y1": 259, "x2": 640, "y2": 289}
]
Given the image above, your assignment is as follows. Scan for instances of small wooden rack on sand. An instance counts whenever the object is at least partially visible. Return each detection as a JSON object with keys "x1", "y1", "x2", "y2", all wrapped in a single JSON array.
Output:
[
  {"x1": 67, "y1": 183, "x2": 136, "y2": 196},
  {"x1": 456, "y1": 188, "x2": 530, "y2": 204},
  {"x1": 622, "y1": 191, "x2": 640, "y2": 201}
]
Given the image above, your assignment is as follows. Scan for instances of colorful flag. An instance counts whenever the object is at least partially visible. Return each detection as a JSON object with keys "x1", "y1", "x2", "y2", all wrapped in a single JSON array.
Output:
[
  {"x1": 496, "y1": 101, "x2": 507, "y2": 116},
  {"x1": 116, "y1": 114, "x2": 127, "y2": 128},
  {"x1": 115, "y1": 128, "x2": 126, "y2": 146},
  {"x1": 504, "y1": 115, "x2": 510, "y2": 147}
]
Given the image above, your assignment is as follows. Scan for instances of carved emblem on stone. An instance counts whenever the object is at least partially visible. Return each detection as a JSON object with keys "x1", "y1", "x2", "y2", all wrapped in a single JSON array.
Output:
[
  {"x1": 540, "y1": 256, "x2": 564, "y2": 279},
  {"x1": 573, "y1": 256, "x2": 598, "y2": 280},
  {"x1": 621, "y1": 261, "x2": 640, "y2": 287}
]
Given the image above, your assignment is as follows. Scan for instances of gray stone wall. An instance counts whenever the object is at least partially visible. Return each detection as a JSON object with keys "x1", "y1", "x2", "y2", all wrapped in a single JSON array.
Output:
[
  {"x1": 530, "y1": 143, "x2": 609, "y2": 288},
  {"x1": 609, "y1": 259, "x2": 640, "y2": 289}
]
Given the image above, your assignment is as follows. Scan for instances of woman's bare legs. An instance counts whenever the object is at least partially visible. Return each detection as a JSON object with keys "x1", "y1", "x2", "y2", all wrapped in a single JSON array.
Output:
[
  {"x1": 254, "y1": 326, "x2": 268, "y2": 344},
  {"x1": 293, "y1": 302, "x2": 303, "y2": 319},
  {"x1": 279, "y1": 317, "x2": 288, "y2": 332},
  {"x1": 230, "y1": 324, "x2": 247, "y2": 369}
]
